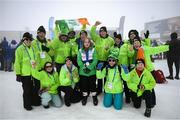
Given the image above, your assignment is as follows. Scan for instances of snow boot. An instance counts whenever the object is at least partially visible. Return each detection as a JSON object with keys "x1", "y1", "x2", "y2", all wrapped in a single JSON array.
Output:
[
  {"x1": 144, "y1": 108, "x2": 151, "y2": 117},
  {"x1": 82, "y1": 96, "x2": 88, "y2": 106},
  {"x1": 92, "y1": 96, "x2": 98, "y2": 106}
]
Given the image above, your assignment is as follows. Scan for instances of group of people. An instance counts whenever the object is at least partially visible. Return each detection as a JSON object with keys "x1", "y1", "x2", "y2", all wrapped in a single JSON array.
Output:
[
  {"x1": 0, "y1": 37, "x2": 18, "y2": 71},
  {"x1": 14, "y1": 21, "x2": 179, "y2": 118}
]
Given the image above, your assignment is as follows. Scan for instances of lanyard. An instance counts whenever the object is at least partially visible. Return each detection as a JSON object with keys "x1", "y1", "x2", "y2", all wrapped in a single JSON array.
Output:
[
  {"x1": 36, "y1": 41, "x2": 41, "y2": 51},
  {"x1": 85, "y1": 50, "x2": 89, "y2": 62},
  {"x1": 36, "y1": 40, "x2": 47, "y2": 51},
  {"x1": 108, "y1": 66, "x2": 117, "y2": 82},
  {"x1": 23, "y1": 45, "x2": 35, "y2": 60}
]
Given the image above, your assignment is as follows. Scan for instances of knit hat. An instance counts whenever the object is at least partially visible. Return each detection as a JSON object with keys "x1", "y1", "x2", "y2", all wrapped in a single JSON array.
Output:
[
  {"x1": 37, "y1": 26, "x2": 46, "y2": 34},
  {"x1": 135, "y1": 58, "x2": 145, "y2": 65},
  {"x1": 80, "y1": 30, "x2": 88, "y2": 36},
  {"x1": 114, "y1": 32, "x2": 122, "y2": 40},
  {"x1": 22, "y1": 32, "x2": 33, "y2": 41},
  {"x1": 99, "y1": 26, "x2": 107, "y2": 33},
  {"x1": 65, "y1": 56, "x2": 72, "y2": 62},
  {"x1": 108, "y1": 49, "x2": 119, "y2": 60}
]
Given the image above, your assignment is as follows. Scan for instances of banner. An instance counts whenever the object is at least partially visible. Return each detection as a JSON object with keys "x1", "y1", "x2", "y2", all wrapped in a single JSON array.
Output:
[{"x1": 55, "y1": 18, "x2": 90, "y2": 34}]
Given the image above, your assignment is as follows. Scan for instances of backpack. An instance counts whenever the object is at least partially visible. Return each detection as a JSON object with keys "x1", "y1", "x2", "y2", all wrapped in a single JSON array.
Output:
[{"x1": 154, "y1": 70, "x2": 167, "y2": 83}]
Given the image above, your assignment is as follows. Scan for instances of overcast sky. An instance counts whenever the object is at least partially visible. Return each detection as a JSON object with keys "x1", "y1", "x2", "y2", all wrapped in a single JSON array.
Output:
[{"x1": 0, "y1": 0, "x2": 179, "y2": 38}]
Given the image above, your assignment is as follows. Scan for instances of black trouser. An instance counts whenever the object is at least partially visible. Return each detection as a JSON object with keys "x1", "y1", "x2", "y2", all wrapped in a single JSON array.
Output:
[
  {"x1": 31, "y1": 78, "x2": 41, "y2": 106},
  {"x1": 59, "y1": 86, "x2": 82, "y2": 106},
  {"x1": 80, "y1": 75, "x2": 97, "y2": 94},
  {"x1": 167, "y1": 56, "x2": 179, "y2": 77},
  {"x1": 123, "y1": 80, "x2": 131, "y2": 101},
  {"x1": 55, "y1": 62, "x2": 64, "y2": 74},
  {"x1": 131, "y1": 90, "x2": 152, "y2": 108},
  {"x1": 21, "y1": 76, "x2": 33, "y2": 109},
  {"x1": 97, "y1": 61, "x2": 108, "y2": 94},
  {"x1": 150, "y1": 71, "x2": 157, "y2": 106}
]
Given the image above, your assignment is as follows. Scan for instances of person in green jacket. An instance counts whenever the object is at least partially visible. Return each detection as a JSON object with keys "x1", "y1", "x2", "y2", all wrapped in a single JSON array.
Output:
[
  {"x1": 131, "y1": 36, "x2": 169, "y2": 107},
  {"x1": 31, "y1": 26, "x2": 53, "y2": 108},
  {"x1": 31, "y1": 26, "x2": 52, "y2": 71},
  {"x1": 122, "y1": 59, "x2": 156, "y2": 117},
  {"x1": 32, "y1": 62, "x2": 62, "y2": 108},
  {"x1": 58, "y1": 57, "x2": 82, "y2": 107},
  {"x1": 77, "y1": 38, "x2": 98, "y2": 106},
  {"x1": 14, "y1": 32, "x2": 40, "y2": 110},
  {"x1": 49, "y1": 32, "x2": 72, "y2": 73},
  {"x1": 96, "y1": 52, "x2": 123, "y2": 110},
  {"x1": 90, "y1": 21, "x2": 115, "y2": 95}
]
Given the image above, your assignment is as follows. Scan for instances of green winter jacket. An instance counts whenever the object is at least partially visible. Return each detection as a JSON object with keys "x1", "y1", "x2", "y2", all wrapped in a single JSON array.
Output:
[
  {"x1": 49, "y1": 38, "x2": 72, "y2": 64},
  {"x1": 137, "y1": 45, "x2": 169, "y2": 72},
  {"x1": 90, "y1": 26, "x2": 115, "y2": 61},
  {"x1": 142, "y1": 38, "x2": 151, "y2": 47},
  {"x1": 32, "y1": 70, "x2": 59, "y2": 94},
  {"x1": 118, "y1": 43, "x2": 134, "y2": 66},
  {"x1": 96, "y1": 66, "x2": 123, "y2": 94},
  {"x1": 31, "y1": 39, "x2": 52, "y2": 70},
  {"x1": 14, "y1": 43, "x2": 36, "y2": 76},
  {"x1": 70, "y1": 38, "x2": 78, "y2": 57},
  {"x1": 122, "y1": 68, "x2": 156, "y2": 97},
  {"x1": 59, "y1": 64, "x2": 79, "y2": 87},
  {"x1": 77, "y1": 48, "x2": 98, "y2": 77}
]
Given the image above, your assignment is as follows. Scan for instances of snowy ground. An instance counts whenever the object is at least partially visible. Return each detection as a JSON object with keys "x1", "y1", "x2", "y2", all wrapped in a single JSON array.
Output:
[{"x1": 0, "y1": 60, "x2": 180, "y2": 120}]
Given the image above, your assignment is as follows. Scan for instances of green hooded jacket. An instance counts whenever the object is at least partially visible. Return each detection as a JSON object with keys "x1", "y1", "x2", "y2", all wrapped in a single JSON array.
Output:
[
  {"x1": 122, "y1": 68, "x2": 156, "y2": 97},
  {"x1": 32, "y1": 70, "x2": 59, "y2": 94},
  {"x1": 49, "y1": 38, "x2": 72, "y2": 64},
  {"x1": 96, "y1": 65, "x2": 123, "y2": 94},
  {"x1": 14, "y1": 43, "x2": 36, "y2": 76},
  {"x1": 90, "y1": 26, "x2": 114, "y2": 61},
  {"x1": 59, "y1": 64, "x2": 79, "y2": 87},
  {"x1": 31, "y1": 39, "x2": 52, "y2": 70}
]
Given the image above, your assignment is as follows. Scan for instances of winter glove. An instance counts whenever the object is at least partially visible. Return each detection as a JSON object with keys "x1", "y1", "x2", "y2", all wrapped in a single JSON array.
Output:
[
  {"x1": 83, "y1": 67, "x2": 91, "y2": 74},
  {"x1": 144, "y1": 30, "x2": 149, "y2": 39},
  {"x1": 16, "y1": 75, "x2": 22, "y2": 82},
  {"x1": 97, "y1": 62, "x2": 104, "y2": 70},
  {"x1": 121, "y1": 64, "x2": 129, "y2": 74},
  {"x1": 41, "y1": 45, "x2": 50, "y2": 52}
]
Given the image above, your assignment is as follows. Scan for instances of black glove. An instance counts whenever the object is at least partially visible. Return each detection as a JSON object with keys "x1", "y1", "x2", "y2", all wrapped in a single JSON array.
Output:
[
  {"x1": 41, "y1": 45, "x2": 50, "y2": 52},
  {"x1": 16, "y1": 75, "x2": 22, "y2": 82},
  {"x1": 144, "y1": 30, "x2": 149, "y2": 39},
  {"x1": 83, "y1": 67, "x2": 91, "y2": 74}
]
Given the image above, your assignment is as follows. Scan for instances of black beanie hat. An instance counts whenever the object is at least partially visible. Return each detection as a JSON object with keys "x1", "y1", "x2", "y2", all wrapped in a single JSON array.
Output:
[
  {"x1": 22, "y1": 32, "x2": 33, "y2": 41},
  {"x1": 114, "y1": 32, "x2": 122, "y2": 40},
  {"x1": 37, "y1": 26, "x2": 46, "y2": 34},
  {"x1": 128, "y1": 29, "x2": 139, "y2": 38},
  {"x1": 99, "y1": 26, "x2": 107, "y2": 33},
  {"x1": 80, "y1": 30, "x2": 88, "y2": 36},
  {"x1": 136, "y1": 58, "x2": 145, "y2": 65},
  {"x1": 170, "y1": 32, "x2": 177, "y2": 40}
]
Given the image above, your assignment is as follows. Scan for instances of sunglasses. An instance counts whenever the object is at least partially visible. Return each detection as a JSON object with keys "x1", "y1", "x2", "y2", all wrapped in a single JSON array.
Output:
[
  {"x1": 108, "y1": 59, "x2": 115, "y2": 62},
  {"x1": 45, "y1": 65, "x2": 52, "y2": 68}
]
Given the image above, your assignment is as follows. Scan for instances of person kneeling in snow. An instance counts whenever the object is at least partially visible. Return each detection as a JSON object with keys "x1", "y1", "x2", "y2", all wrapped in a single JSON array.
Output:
[
  {"x1": 122, "y1": 59, "x2": 156, "y2": 117},
  {"x1": 58, "y1": 57, "x2": 82, "y2": 107},
  {"x1": 96, "y1": 53, "x2": 123, "y2": 110},
  {"x1": 32, "y1": 62, "x2": 62, "y2": 109}
]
